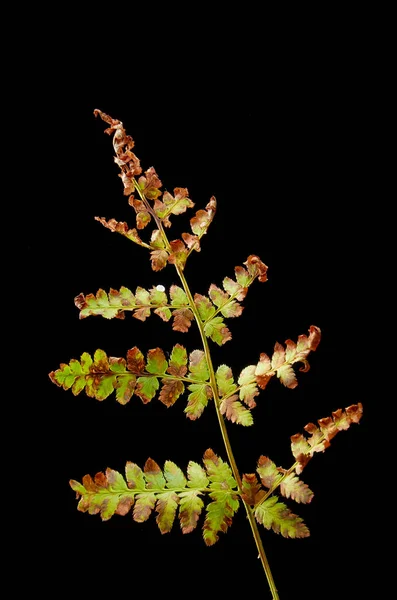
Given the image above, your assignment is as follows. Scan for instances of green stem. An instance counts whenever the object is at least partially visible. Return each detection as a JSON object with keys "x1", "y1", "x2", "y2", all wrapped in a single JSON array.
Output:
[
  {"x1": 132, "y1": 179, "x2": 279, "y2": 597},
  {"x1": 175, "y1": 264, "x2": 279, "y2": 600}
]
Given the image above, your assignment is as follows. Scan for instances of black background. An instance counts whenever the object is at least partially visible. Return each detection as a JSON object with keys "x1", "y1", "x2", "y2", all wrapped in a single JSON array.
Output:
[{"x1": 24, "y1": 27, "x2": 375, "y2": 599}]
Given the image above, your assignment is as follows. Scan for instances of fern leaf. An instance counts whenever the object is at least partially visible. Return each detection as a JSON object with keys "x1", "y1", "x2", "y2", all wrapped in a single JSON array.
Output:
[
  {"x1": 255, "y1": 496, "x2": 309, "y2": 538},
  {"x1": 170, "y1": 285, "x2": 194, "y2": 332},
  {"x1": 256, "y1": 456, "x2": 283, "y2": 490},
  {"x1": 189, "y1": 196, "x2": 217, "y2": 239},
  {"x1": 188, "y1": 349, "x2": 209, "y2": 381},
  {"x1": 159, "y1": 379, "x2": 185, "y2": 407},
  {"x1": 155, "y1": 492, "x2": 179, "y2": 533},
  {"x1": 215, "y1": 364, "x2": 238, "y2": 397},
  {"x1": 255, "y1": 456, "x2": 313, "y2": 503},
  {"x1": 202, "y1": 449, "x2": 239, "y2": 545},
  {"x1": 234, "y1": 325, "x2": 322, "y2": 408},
  {"x1": 280, "y1": 473, "x2": 314, "y2": 504},
  {"x1": 178, "y1": 490, "x2": 205, "y2": 533},
  {"x1": 164, "y1": 460, "x2": 187, "y2": 488},
  {"x1": 241, "y1": 473, "x2": 264, "y2": 505},
  {"x1": 189, "y1": 255, "x2": 267, "y2": 346},
  {"x1": 137, "y1": 166, "x2": 162, "y2": 201},
  {"x1": 203, "y1": 491, "x2": 240, "y2": 546},
  {"x1": 161, "y1": 187, "x2": 194, "y2": 218},
  {"x1": 94, "y1": 216, "x2": 148, "y2": 247},
  {"x1": 185, "y1": 383, "x2": 212, "y2": 420},
  {"x1": 70, "y1": 449, "x2": 237, "y2": 540},
  {"x1": 203, "y1": 448, "x2": 237, "y2": 490},
  {"x1": 204, "y1": 316, "x2": 232, "y2": 345},
  {"x1": 219, "y1": 395, "x2": 253, "y2": 426},
  {"x1": 167, "y1": 239, "x2": 189, "y2": 269},
  {"x1": 237, "y1": 365, "x2": 260, "y2": 408},
  {"x1": 291, "y1": 402, "x2": 363, "y2": 473},
  {"x1": 75, "y1": 285, "x2": 176, "y2": 323},
  {"x1": 50, "y1": 345, "x2": 215, "y2": 419}
]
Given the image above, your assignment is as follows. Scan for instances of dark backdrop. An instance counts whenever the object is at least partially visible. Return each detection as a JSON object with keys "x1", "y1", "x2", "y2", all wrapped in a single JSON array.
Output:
[{"x1": 26, "y1": 48, "x2": 372, "y2": 599}]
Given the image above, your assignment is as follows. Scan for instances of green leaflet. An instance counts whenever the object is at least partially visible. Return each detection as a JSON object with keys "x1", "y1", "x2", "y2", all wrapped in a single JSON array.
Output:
[
  {"x1": 219, "y1": 396, "x2": 253, "y2": 426},
  {"x1": 185, "y1": 383, "x2": 212, "y2": 420},
  {"x1": 257, "y1": 456, "x2": 283, "y2": 490},
  {"x1": 216, "y1": 365, "x2": 237, "y2": 397},
  {"x1": 164, "y1": 461, "x2": 187, "y2": 488},
  {"x1": 188, "y1": 350, "x2": 209, "y2": 381},
  {"x1": 178, "y1": 491, "x2": 205, "y2": 534},
  {"x1": 75, "y1": 285, "x2": 192, "y2": 330},
  {"x1": 69, "y1": 449, "x2": 237, "y2": 542},
  {"x1": 156, "y1": 492, "x2": 179, "y2": 533},
  {"x1": 49, "y1": 345, "x2": 213, "y2": 419},
  {"x1": 203, "y1": 490, "x2": 240, "y2": 546},
  {"x1": 204, "y1": 317, "x2": 232, "y2": 345},
  {"x1": 254, "y1": 496, "x2": 310, "y2": 539}
]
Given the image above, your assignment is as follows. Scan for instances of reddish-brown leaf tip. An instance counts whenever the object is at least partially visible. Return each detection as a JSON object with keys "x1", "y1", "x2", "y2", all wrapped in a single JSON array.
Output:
[{"x1": 203, "y1": 448, "x2": 218, "y2": 464}]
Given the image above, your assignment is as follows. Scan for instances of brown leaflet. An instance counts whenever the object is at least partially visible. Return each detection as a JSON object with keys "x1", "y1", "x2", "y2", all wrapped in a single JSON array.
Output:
[
  {"x1": 182, "y1": 232, "x2": 200, "y2": 251},
  {"x1": 94, "y1": 216, "x2": 144, "y2": 245},
  {"x1": 291, "y1": 403, "x2": 363, "y2": 473},
  {"x1": 94, "y1": 109, "x2": 142, "y2": 188},
  {"x1": 172, "y1": 308, "x2": 194, "y2": 332},
  {"x1": 241, "y1": 474, "x2": 264, "y2": 506},
  {"x1": 159, "y1": 379, "x2": 185, "y2": 407},
  {"x1": 115, "y1": 497, "x2": 134, "y2": 516},
  {"x1": 149, "y1": 249, "x2": 168, "y2": 272},
  {"x1": 126, "y1": 347, "x2": 146, "y2": 374},
  {"x1": 244, "y1": 255, "x2": 268, "y2": 283},
  {"x1": 190, "y1": 196, "x2": 217, "y2": 237},
  {"x1": 168, "y1": 239, "x2": 188, "y2": 269},
  {"x1": 138, "y1": 167, "x2": 162, "y2": 200}
]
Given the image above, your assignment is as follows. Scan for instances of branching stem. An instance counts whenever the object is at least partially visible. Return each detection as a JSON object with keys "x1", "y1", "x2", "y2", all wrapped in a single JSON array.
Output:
[
  {"x1": 175, "y1": 264, "x2": 279, "y2": 600},
  {"x1": 133, "y1": 176, "x2": 279, "y2": 598}
]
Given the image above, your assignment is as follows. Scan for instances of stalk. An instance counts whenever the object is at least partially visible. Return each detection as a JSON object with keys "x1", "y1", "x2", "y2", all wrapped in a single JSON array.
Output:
[
  {"x1": 133, "y1": 178, "x2": 280, "y2": 598},
  {"x1": 175, "y1": 264, "x2": 279, "y2": 600}
]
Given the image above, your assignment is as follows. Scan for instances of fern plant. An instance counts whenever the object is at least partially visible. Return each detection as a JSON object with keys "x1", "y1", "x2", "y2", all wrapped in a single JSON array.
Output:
[{"x1": 49, "y1": 109, "x2": 363, "y2": 599}]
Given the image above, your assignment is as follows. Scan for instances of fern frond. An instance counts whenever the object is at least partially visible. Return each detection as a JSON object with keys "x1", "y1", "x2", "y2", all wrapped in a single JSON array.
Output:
[
  {"x1": 70, "y1": 449, "x2": 239, "y2": 542},
  {"x1": 75, "y1": 284, "x2": 193, "y2": 329},
  {"x1": 191, "y1": 254, "x2": 268, "y2": 345},
  {"x1": 291, "y1": 402, "x2": 363, "y2": 473},
  {"x1": 256, "y1": 456, "x2": 313, "y2": 504},
  {"x1": 231, "y1": 325, "x2": 322, "y2": 408},
  {"x1": 49, "y1": 345, "x2": 212, "y2": 415},
  {"x1": 94, "y1": 110, "x2": 216, "y2": 271}
]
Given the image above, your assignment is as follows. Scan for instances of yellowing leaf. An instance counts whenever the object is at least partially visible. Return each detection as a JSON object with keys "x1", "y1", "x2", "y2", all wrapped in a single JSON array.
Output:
[
  {"x1": 159, "y1": 379, "x2": 185, "y2": 407},
  {"x1": 203, "y1": 491, "x2": 239, "y2": 546},
  {"x1": 185, "y1": 383, "x2": 212, "y2": 420},
  {"x1": 280, "y1": 473, "x2": 314, "y2": 504},
  {"x1": 256, "y1": 456, "x2": 283, "y2": 490},
  {"x1": 178, "y1": 490, "x2": 204, "y2": 533},
  {"x1": 188, "y1": 350, "x2": 209, "y2": 381},
  {"x1": 255, "y1": 496, "x2": 309, "y2": 538},
  {"x1": 291, "y1": 403, "x2": 363, "y2": 473},
  {"x1": 204, "y1": 316, "x2": 232, "y2": 345},
  {"x1": 155, "y1": 492, "x2": 179, "y2": 533},
  {"x1": 69, "y1": 449, "x2": 235, "y2": 541},
  {"x1": 219, "y1": 395, "x2": 253, "y2": 426},
  {"x1": 164, "y1": 461, "x2": 187, "y2": 488},
  {"x1": 215, "y1": 365, "x2": 237, "y2": 397}
]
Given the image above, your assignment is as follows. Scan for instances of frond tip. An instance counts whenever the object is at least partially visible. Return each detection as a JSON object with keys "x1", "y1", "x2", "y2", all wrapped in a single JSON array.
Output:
[
  {"x1": 70, "y1": 449, "x2": 239, "y2": 543},
  {"x1": 291, "y1": 402, "x2": 363, "y2": 473}
]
